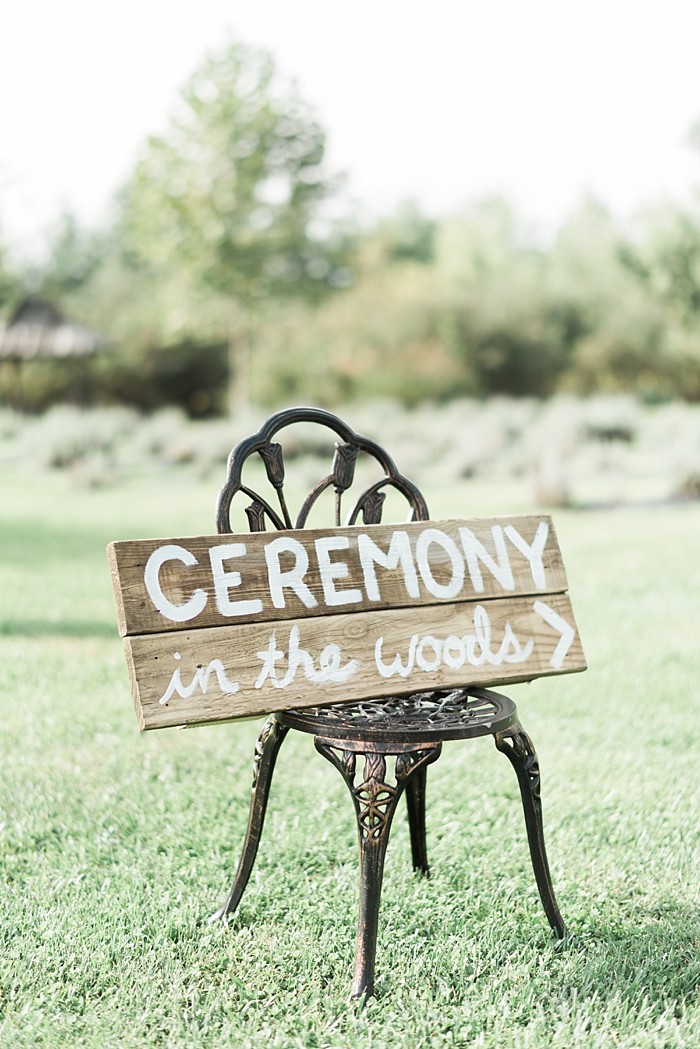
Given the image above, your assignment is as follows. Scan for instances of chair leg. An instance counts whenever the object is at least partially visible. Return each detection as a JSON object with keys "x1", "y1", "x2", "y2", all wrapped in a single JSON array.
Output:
[
  {"x1": 494, "y1": 724, "x2": 568, "y2": 939},
  {"x1": 209, "y1": 717, "x2": 289, "y2": 922},
  {"x1": 315, "y1": 740, "x2": 442, "y2": 1000},
  {"x1": 405, "y1": 765, "x2": 430, "y2": 875}
]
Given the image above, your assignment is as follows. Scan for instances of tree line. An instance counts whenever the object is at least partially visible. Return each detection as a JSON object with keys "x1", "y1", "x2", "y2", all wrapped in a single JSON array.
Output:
[{"x1": 2, "y1": 41, "x2": 700, "y2": 414}]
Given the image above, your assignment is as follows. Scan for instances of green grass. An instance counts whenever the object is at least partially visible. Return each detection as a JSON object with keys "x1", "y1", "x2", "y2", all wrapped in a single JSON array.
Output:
[{"x1": 1, "y1": 468, "x2": 699, "y2": 1048}]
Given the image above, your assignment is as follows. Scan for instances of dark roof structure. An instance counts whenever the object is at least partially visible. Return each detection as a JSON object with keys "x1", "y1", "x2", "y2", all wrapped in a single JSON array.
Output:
[{"x1": 0, "y1": 298, "x2": 110, "y2": 361}]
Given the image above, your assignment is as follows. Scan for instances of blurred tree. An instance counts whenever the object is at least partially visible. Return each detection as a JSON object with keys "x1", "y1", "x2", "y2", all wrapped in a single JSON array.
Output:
[
  {"x1": 618, "y1": 195, "x2": 700, "y2": 399},
  {"x1": 376, "y1": 201, "x2": 437, "y2": 264},
  {"x1": 432, "y1": 200, "x2": 573, "y2": 396},
  {"x1": 30, "y1": 213, "x2": 111, "y2": 300},
  {"x1": 548, "y1": 199, "x2": 669, "y2": 398},
  {"x1": 0, "y1": 233, "x2": 22, "y2": 314},
  {"x1": 250, "y1": 250, "x2": 461, "y2": 406},
  {"x1": 122, "y1": 41, "x2": 351, "y2": 412},
  {"x1": 620, "y1": 203, "x2": 700, "y2": 327}
]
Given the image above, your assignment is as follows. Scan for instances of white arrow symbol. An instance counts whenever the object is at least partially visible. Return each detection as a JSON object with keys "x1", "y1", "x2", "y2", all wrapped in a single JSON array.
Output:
[{"x1": 533, "y1": 600, "x2": 575, "y2": 668}]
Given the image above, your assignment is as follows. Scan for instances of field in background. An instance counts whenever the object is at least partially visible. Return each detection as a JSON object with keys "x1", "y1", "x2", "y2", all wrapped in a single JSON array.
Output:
[
  {"x1": 1, "y1": 397, "x2": 699, "y2": 1047},
  {"x1": 1, "y1": 394, "x2": 700, "y2": 511}
]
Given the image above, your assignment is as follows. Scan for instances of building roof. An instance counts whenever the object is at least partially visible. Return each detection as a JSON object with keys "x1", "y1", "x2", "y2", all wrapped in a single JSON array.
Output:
[{"x1": 0, "y1": 298, "x2": 110, "y2": 361}]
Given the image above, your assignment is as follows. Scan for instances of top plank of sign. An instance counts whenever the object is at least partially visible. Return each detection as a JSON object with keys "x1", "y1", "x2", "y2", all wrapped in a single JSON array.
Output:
[{"x1": 108, "y1": 515, "x2": 567, "y2": 639}]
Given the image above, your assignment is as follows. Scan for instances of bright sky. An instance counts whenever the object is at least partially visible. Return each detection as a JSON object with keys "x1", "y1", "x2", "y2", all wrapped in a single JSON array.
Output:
[{"x1": 2, "y1": 0, "x2": 699, "y2": 258}]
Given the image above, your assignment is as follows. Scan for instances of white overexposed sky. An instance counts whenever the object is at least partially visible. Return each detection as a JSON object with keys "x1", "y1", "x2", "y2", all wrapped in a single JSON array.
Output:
[{"x1": 1, "y1": 0, "x2": 700, "y2": 258}]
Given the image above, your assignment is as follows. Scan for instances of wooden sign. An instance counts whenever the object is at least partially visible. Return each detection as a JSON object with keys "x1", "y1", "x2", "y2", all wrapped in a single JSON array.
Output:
[{"x1": 108, "y1": 515, "x2": 586, "y2": 730}]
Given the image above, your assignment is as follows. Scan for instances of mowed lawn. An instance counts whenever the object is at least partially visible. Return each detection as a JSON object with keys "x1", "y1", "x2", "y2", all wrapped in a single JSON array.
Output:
[{"x1": 1, "y1": 470, "x2": 699, "y2": 1048}]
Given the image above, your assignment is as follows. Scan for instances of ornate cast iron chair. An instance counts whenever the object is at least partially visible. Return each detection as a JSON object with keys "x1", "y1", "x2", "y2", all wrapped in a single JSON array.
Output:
[{"x1": 210, "y1": 407, "x2": 568, "y2": 1000}]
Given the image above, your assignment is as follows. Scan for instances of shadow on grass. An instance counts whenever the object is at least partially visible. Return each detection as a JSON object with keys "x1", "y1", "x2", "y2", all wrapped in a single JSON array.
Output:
[
  {"x1": 0, "y1": 517, "x2": 115, "y2": 568},
  {"x1": 0, "y1": 618, "x2": 115, "y2": 639},
  {"x1": 563, "y1": 902, "x2": 700, "y2": 1006},
  {"x1": 362, "y1": 902, "x2": 700, "y2": 1011},
  {"x1": 196, "y1": 910, "x2": 699, "y2": 1026}
]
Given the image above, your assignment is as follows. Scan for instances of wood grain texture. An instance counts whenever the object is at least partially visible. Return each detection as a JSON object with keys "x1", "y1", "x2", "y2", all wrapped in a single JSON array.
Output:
[
  {"x1": 108, "y1": 515, "x2": 566, "y2": 637},
  {"x1": 125, "y1": 592, "x2": 586, "y2": 730}
]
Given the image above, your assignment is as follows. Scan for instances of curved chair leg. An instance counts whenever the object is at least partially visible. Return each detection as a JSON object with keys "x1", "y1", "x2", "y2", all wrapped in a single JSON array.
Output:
[
  {"x1": 315, "y1": 739, "x2": 442, "y2": 1000},
  {"x1": 405, "y1": 765, "x2": 430, "y2": 875},
  {"x1": 494, "y1": 724, "x2": 568, "y2": 939},
  {"x1": 209, "y1": 717, "x2": 289, "y2": 922}
]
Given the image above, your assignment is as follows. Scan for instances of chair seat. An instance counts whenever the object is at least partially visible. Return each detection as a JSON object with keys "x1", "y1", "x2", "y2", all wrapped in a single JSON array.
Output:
[{"x1": 277, "y1": 685, "x2": 519, "y2": 745}]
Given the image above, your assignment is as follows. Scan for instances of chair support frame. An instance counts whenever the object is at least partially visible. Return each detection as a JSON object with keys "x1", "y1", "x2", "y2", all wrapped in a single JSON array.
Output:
[{"x1": 210, "y1": 407, "x2": 569, "y2": 999}]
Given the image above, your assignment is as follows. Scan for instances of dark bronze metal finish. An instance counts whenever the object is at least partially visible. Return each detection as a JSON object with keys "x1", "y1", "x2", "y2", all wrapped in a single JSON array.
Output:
[
  {"x1": 278, "y1": 686, "x2": 519, "y2": 743},
  {"x1": 208, "y1": 716, "x2": 289, "y2": 924},
  {"x1": 211, "y1": 407, "x2": 569, "y2": 999},
  {"x1": 216, "y1": 406, "x2": 429, "y2": 533},
  {"x1": 314, "y1": 739, "x2": 442, "y2": 999},
  {"x1": 494, "y1": 725, "x2": 568, "y2": 939}
]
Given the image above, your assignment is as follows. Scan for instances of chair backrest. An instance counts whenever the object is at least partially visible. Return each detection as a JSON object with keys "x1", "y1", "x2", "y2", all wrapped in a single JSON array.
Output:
[{"x1": 216, "y1": 406, "x2": 429, "y2": 534}]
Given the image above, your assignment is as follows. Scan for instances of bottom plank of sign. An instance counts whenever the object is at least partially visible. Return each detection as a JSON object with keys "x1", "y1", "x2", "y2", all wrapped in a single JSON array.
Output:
[{"x1": 124, "y1": 593, "x2": 586, "y2": 731}]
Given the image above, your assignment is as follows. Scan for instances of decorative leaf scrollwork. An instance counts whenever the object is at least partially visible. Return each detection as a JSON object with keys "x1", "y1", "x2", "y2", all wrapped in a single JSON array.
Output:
[
  {"x1": 258, "y1": 443, "x2": 285, "y2": 489},
  {"x1": 286, "y1": 689, "x2": 510, "y2": 740},
  {"x1": 356, "y1": 753, "x2": 395, "y2": 841},
  {"x1": 245, "y1": 500, "x2": 267, "y2": 532},
  {"x1": 332, "y1": 442, "x2": 359, "y2": 493},
  {"x1": 395, "y1": 751, "x2": 421, "y2": 783},
  {"x1": 251, "y1": 718, "x2": 282, "y2": 790},
  {"x1": 342, "y1": 749, "x2": 356, "y2": 779},
  {"x1": 315, "y1": 741, "x2": 442, "y2": 846},
  {"x1": 361, "y1": 490, "x2": 386, "y2": 525},
  {"x1": 495, "y1": 729, "x2": 542, "y2": 804}
]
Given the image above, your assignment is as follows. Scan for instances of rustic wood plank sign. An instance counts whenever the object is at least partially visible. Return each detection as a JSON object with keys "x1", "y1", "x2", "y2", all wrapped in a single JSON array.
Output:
[{"x1": 108, "y1": 515, "x2": 586, "y2": 730}]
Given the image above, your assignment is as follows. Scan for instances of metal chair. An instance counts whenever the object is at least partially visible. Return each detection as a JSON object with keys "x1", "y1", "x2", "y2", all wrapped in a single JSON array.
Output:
[{"x1": 209, "y1": 407, "x2": 568, "y2": 1000}]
